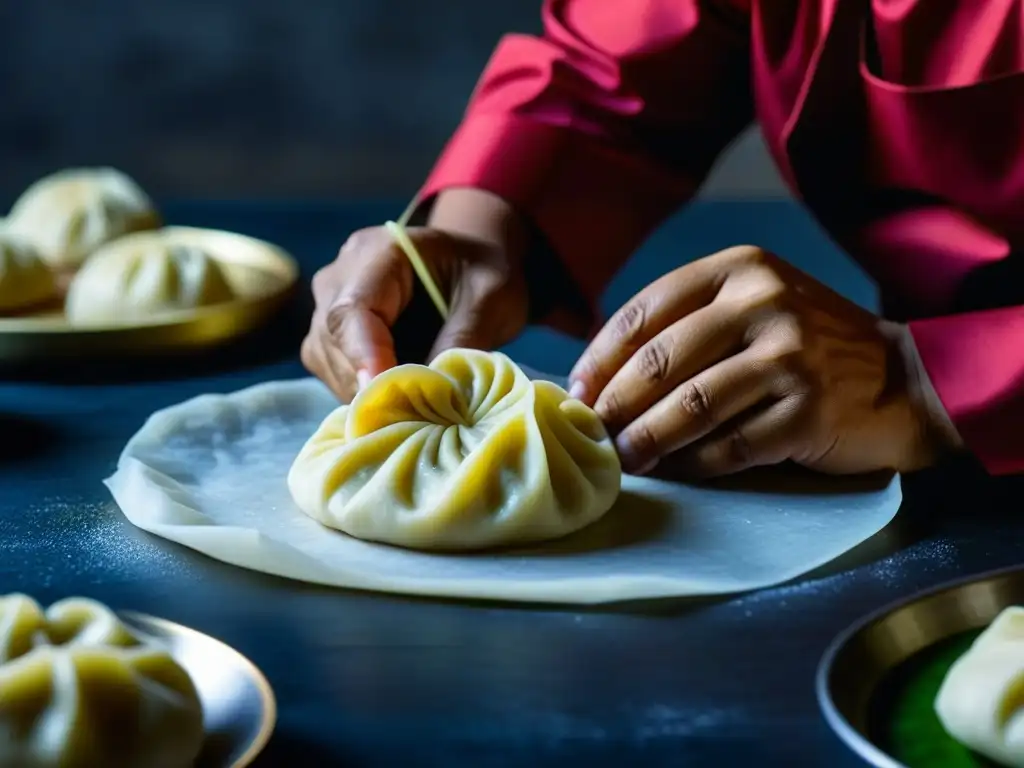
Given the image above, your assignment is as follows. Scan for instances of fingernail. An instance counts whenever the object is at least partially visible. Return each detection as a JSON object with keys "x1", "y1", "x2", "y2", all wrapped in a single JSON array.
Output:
[
  {"x1": 615, "y1": 435, "x2": 658, "y2": 476},
  {"x1": 568, "y1": 380, "x2": 587, "y2": 401},
  {"x1": 356, "y1": 370, "x2": 373, "y2": 390}
]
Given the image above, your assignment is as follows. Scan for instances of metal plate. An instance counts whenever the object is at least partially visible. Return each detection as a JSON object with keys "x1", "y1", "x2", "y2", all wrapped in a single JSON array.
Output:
[
  {"x1": 816, "y1": 564, "x2": 1024, "y2": 767},
  {"x1": 121, "y1": 611, "x2": 277, "y2": 768},
  {"x1": 0, "y1": 226, "x2": 299, "y2": 363}
]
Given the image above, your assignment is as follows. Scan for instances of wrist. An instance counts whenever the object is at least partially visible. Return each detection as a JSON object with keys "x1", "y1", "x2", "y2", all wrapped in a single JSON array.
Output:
[
  {"x1": 425, "y1": 188, "x2": 529, "y2": 269},
  {"x1": 423, "y1": 187, "x2": 589, "y2": 330},
  {"x1": 882, "y1": 320, "x2": 965, "y2": 461}
]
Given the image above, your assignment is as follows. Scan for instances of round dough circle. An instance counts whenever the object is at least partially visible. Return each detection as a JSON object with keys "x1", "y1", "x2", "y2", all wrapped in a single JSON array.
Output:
[
  {"x1": 65, "y1": 231, "x2": 235, "y2": 326},
  {"x1": 0, "y1": 594, "x2": 204, "y2": 768},
  {"x1": 5, "y1": 167, "x2": 160, "y2": 269},
  {"x1": 0, "y1": 234, "x2": 56, "y2": 313},
  {"x1": 105, "y1": 374, "x2": 903, "y2": 604},
  {"x1": 288, "y1": 349, "x2": 623, "y2": 551}
]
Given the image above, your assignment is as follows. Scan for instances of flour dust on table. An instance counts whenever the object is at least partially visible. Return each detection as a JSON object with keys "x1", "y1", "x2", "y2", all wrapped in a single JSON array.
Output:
[{"x1": 104, "y1": 368, "x2": 903, "y2": 605}]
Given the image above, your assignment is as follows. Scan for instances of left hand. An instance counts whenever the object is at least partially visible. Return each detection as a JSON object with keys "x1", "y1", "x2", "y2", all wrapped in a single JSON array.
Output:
[{"x1": 568, "y1": 245, "x2": 962, "y2": 479}]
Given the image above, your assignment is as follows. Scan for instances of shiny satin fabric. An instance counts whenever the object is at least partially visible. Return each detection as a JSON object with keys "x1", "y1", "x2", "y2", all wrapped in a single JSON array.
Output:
[{"x1": 421, "y1": 0, "x2": 1024, "y2": 474}]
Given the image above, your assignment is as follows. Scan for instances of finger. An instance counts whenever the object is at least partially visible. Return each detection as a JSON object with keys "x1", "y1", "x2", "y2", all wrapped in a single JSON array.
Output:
[
  {"x1": 613, "y1": 348, "x2": 776, "y2": 474},
  {"x1": 670, "y1": 395, "x2": 803, "y2": 479},
  {"x1": 327, "y1": 305, "x2": 399, "y2": 380},
  {"x1": 593, "y1": 302, "x2": 743, "y2": 433},
  {"x1": 568, "y1": 257, "x2": 731, "y2": 405},
  {"x1": 302, "y1": 326, "x2": 356, "y2": 402},
  {"x1": 321, "y1": 250, "x2": 411, "y2": 379}
]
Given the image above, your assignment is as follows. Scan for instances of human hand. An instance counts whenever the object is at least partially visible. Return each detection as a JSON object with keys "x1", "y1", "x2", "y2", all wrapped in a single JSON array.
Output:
[
  {"x1": 568, "y1": 245, "x2": 962, "y2": 478},
  {"x1": 301, "y1": 193, "x2": 530, "y2": 402}
]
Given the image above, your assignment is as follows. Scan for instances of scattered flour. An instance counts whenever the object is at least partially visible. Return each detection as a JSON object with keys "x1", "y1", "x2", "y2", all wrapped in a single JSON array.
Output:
[{"x1": 731, "y1": 537, "x2": 961, "y2": 610}]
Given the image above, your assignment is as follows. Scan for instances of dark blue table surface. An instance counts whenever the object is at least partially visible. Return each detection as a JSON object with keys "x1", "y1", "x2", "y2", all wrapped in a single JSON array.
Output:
[{"x1": 0, "y1": 200, "x2": 1019, "y2": 767}]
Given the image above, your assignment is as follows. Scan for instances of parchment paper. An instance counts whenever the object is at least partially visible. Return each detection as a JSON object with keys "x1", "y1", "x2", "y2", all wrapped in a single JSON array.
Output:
[{"x1": 104, "y1": 373, "x2": 902, "y2": 604}]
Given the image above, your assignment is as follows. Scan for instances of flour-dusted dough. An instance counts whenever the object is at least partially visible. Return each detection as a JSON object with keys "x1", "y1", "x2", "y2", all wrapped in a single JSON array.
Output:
[
  {"x1": 5, "y1": 167, "x2": 160, "y2": 270},
  {"x1": 0, "y1": 234, "x2": 55, "y2": 313},
  {"x1": 288, "y1": 349, "x2": 622, "y2": 550},
  {"x1": 936, "y1": 607, "x2": 1024, "y2": 767},
  {"x1": 0, "y1": 594, "x2": 203, "y2": 768},
  {"x1": 65, "y1": 231, "x2": 235, "y2": 326},
  {"x1": 104, "y1": 374, "x2": 902, "y2": 604}
]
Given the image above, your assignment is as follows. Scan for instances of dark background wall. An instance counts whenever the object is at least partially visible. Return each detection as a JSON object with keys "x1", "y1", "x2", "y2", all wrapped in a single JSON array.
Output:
[{"x1": 0, "y1": 0, "x2": 787, "y2": 205}]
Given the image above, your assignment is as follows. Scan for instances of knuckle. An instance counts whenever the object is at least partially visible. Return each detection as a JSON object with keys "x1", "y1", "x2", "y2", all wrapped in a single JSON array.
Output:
[
  {"x1": 677, "y1": 379, "x2": 716, "y2": 429},
  {"x1": 324, "y1": 302, "x2": 352, "y2": 339},
  {"x1": 761, "y1": 326, "x2": 813, "y2": 379},
  {"x1": 765, "y1": 347, "x2": 811, "y2": 394},
  {"x1": 721, "y1": 244, "x2": 768, "y2": 269},
  {"x1": 624, "y1": 422, "x2": 659, "y2": 461},
  {"x1": 311, "y1": 265, "x2": 332, "y2": 296},
  {"x1": 597, "y1": 389, "x2": 625, "y2": 427},
  {"x1": 769, "y1": 339, "x2": 805, "y2": 373},
  {"x1": 343, "y1": 228, "x2": 373, "y2": 253},
  {"x1": 610, "y1": 300, "x2": 648, "y2": 348},
  {"x1": 722, "y1": 426, "x2": 753, "y2": 467},
  {"x1": 634, "y1": 339, "x2": 672, "y2": 383},
  {"x1": 300, "y1": 335, "x2": 320, "y2": 374},
  {"x1": 741, "y1": 276, "x2": 789, "y2": 315}
]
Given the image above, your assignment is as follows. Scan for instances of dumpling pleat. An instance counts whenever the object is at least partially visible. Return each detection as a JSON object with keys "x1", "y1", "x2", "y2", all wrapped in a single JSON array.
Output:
[{"x1": 288, "y1": 350, "x2": 622, "y2": 550}]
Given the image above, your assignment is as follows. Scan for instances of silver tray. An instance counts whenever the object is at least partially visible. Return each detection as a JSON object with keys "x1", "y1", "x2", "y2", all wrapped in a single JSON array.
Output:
[{"x1": 122, "y1": 612, "x2": 277, "y2": 768}]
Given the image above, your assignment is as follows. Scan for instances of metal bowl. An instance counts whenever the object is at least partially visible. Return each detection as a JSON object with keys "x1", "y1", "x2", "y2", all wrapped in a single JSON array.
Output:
[{"x1": 816, "y1": 564, "x2": 1024, "y2": 767}]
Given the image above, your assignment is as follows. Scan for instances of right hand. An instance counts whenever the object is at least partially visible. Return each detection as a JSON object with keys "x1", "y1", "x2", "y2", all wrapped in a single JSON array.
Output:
[{"x1": 302, "y1": 219, "x2": 529, "y2": 402}]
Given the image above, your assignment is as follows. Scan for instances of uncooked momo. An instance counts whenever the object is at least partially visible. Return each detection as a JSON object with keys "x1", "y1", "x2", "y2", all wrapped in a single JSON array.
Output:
[
  {"x1": 65, "y1": 234, "x2": 235, "y2": 325},
  {"x1": 0, "y1": 234, "x2": 56, "y2": 313},
  {"x1": 288, "y1": 349, "x2": 622, "y2": 551},
  {"x1": 935, "y1": 607, "x2": 1024, "y2": 767},
  {"x1": 5, "y1": 168, "x2": 160, "y2": 270},
  {"x1": 0, "y1": 594, "x2": 203, "y2": 768}
]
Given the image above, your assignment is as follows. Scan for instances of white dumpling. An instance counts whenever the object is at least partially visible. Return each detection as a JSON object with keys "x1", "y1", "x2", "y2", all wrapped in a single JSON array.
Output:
[
  {"x1": 5, "y1": 168, "x2": 160, "y2": 270},
  {"x1": 288, "y1": 349, "x2": 622, "y2": 551},
  {"x1": 0, "y1": 234, "x2": 56, "y2": 314},
  {"x1": 65, "y1": 233, "x2": 235, "y2": 326},
  {"x1": 0, "y1": 594, "x2": 204, "y2": 768},
  {"x1": 935, "y1": 606, "x2": 1024, "y2": 767}
]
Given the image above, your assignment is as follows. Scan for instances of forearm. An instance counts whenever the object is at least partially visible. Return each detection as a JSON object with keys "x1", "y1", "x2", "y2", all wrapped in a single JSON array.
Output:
[
  {"x1": 419, "y1": 0, "x2": 753, "y2": 332},
  {"x1": 427, "y1": 189, "x2": 529, "y2": 268}
]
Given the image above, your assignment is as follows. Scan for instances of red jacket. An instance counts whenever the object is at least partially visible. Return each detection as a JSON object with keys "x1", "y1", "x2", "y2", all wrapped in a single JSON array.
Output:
[{"x1": 420, "y1": 0, "x2": 1024, "y2": 476}]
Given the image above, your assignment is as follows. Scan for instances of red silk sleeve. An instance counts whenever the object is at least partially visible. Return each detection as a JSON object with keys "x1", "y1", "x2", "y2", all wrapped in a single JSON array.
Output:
[
  {"x1": 421, "y1": 0, "x2": 753, "y2": 319},
  {"x1": 910, "y1": 308, "x2": 1024, "y2": 476}
]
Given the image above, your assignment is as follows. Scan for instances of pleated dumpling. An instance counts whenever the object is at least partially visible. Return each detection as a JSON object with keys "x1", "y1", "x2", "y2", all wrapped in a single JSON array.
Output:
[
  {"x1": 0, "y1": 594, "x2": 204, "y2": 768},
  {"x1": 0, "y1": 234, "x2": 56, "y2": 314},
  {"x1": 65, "y1": 232, "x2": 235, "y2": 325},
  {"x1": 288, "y1": 349, "x2": 622, "y2": 551},
  {"x1": 5, "y1": 168, "x2": 160, "y2": 270},
  {"x1": 935, "y1": 606, "x2": 1024, "y2": 767}
]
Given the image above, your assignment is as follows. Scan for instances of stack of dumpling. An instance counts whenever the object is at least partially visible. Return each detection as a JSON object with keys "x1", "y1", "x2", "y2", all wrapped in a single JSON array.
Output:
[
  {"x1": 0, "y1": 167, "x2": 236, "y2": 325},
  {"x1": 0, "y1": 593, "x2": 204, "y2": 768},
  {"x1": 64, "y1": 233, "x2": 235, "y2": 326},
  {"x1": 0, "y1": 233, "x2": 58, "y2": 315},
  {"x1": 5, "y1": 168, "x2": 161, "y2": 274}
]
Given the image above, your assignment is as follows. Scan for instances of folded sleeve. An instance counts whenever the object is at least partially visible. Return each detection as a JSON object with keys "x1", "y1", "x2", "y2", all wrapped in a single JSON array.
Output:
[
  {"x1": 909, "y1": 307, "x2": 1024, "y2": 476},
  {"x1": 421, "y1": 0, "x2": 753, "y2": 322}
]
